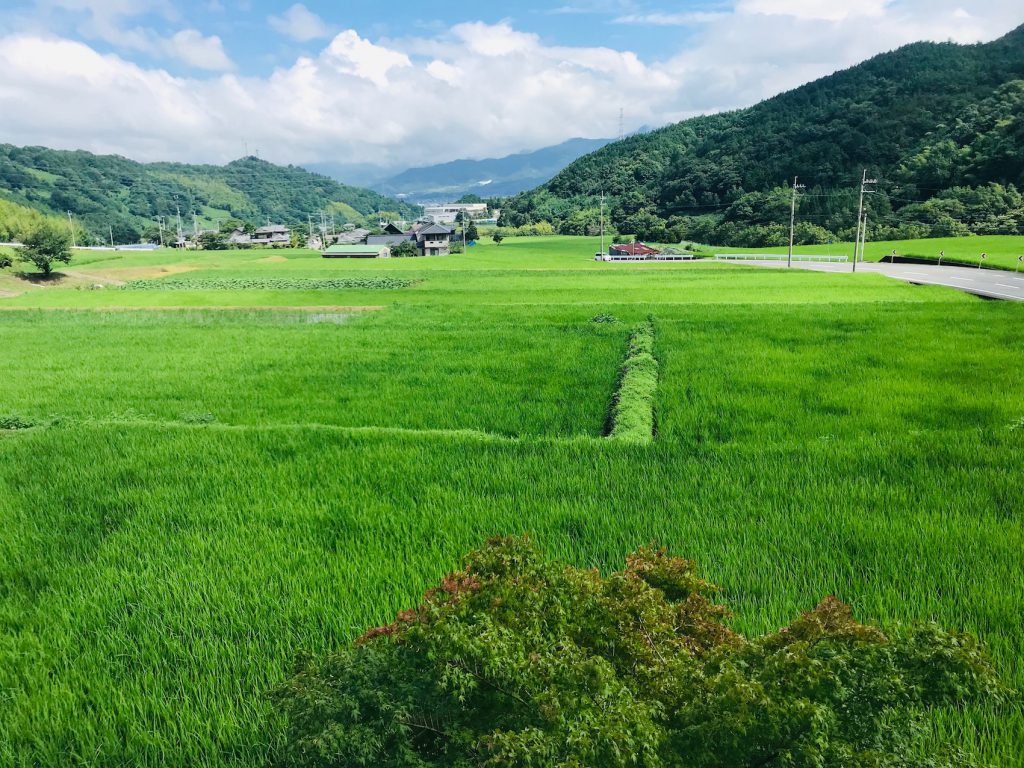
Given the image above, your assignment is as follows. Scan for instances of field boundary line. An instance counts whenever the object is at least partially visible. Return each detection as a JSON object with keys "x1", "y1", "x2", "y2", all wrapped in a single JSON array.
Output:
[{"x1": 29, "y1": 417, "x2": 615, "y2": 446}]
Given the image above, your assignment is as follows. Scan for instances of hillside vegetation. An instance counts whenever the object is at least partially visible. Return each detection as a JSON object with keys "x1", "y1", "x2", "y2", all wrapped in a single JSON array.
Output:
[
  {"x1": 501, "y1": 24, "x2": 1024, "y2": 247},
  {"x1": 0, "y1": 146, "x2": 419, "y2": 244}
]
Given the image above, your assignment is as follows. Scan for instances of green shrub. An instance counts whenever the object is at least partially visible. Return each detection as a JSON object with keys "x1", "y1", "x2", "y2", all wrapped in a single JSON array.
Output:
[
  {"x1": 274, "y1": 537, "x2": 1003, "y2": 768},
  {"x1": 0, "y1": 414, "x2": 35, "y2": 430},
  {"x1": 390, "y1": 240, "x2": 419, "y2": 258}
]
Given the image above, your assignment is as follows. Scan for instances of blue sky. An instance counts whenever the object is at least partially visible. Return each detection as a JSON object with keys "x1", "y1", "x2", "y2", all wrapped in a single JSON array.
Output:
[
  {"x1": 6, "y1": 0, "x2": 719, "y2": 76},
  {"x1": 0, "y1": 1, "x2": 1021, "y2": 170}
]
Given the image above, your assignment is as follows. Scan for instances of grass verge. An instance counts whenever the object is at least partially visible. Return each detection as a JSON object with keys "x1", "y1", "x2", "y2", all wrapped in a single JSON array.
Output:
[{"x1": 607, "y1": 319, "x2": 658, "y2": 443}]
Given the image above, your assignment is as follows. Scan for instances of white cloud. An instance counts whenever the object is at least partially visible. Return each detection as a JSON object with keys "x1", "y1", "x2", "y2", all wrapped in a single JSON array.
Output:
[
  {"x1": 614, "y1": 12, "x2": 729, "y2": 25},
  {"x1": 451, "y1": 21, "x2": 537, "y2": 56},
  {"x1": 164, "y1": 29, "x2": 233, "y2": 71},
  {"x1": 268, "y1": 4, "x2": 332, "y2": 42},
  {"x1": 323, "y1": 30, "x2": 411, "y2": 87},
  {"x1": 736, "y1": 0, "x2": 890, "y2": 22},
  {"x1": 0, "y1": 5, "x2": 1021, "y2": 173}
]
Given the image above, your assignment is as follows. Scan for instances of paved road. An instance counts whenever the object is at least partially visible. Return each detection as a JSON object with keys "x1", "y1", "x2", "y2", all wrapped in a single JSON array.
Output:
[{"x1": 738, "y1": 259, "x2": 1024, "y2": 301}]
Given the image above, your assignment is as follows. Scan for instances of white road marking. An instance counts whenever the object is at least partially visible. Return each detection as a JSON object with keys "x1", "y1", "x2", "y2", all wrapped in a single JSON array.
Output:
[{"x1": 995, "y1": 283, "x2": 1017, "y2": 289}]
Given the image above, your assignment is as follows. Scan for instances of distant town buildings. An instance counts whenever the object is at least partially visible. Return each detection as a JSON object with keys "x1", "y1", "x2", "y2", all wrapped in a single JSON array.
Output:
[{"x1": 422, "y1": 203, "x2": 488, "y2": 224}]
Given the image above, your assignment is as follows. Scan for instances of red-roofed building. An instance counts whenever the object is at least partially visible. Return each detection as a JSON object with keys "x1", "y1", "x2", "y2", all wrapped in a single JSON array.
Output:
[{"x1": 609, "y1": 242, "x2": 660, "y2": 257}]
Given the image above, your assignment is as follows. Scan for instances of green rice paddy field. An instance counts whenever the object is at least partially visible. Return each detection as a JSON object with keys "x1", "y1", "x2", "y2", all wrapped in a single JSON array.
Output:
[{"x1": 1, "y1": 237, "x2": 1023, "y2": 765}]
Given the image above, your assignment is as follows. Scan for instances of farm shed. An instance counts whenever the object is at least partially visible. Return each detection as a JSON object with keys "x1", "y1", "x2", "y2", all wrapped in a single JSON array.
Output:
[
  {"x1": 609, "y1": 242, "x2": 661, "y2": 257},
  {"x1": 322, "y1": 244, "x2": 391, "y2": 259}
]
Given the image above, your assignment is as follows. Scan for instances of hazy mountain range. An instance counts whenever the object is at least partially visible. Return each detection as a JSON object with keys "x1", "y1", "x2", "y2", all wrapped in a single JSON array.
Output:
[{"x1": 309, "y1": 137, "x2": 615, "y2": 203}]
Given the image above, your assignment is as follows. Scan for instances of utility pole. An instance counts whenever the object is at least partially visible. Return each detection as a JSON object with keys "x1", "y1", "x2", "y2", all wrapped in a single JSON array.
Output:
[
  {"x1": 308, "y1": 214, "x2": 314, "y2": 247},
  {"x1": 109, "y1": 224, "x2": 115, "y2": 249},
  {"x1": 859, "y1": 212, "x2": 869, "y2": 264},
  {"x1": 67, "y1": 211, "x2": 77, "y2": 248},
  {"x1": 193, "y1": 211, "x2": 199, "y2": 238},
  {"x1": 157, "y1": 216, "x2": 165, "y2": 247},
  {"x1": 787, "y1": 176, "x2": 805, "y2": 269},
  {"x1": 853, "y1": 170, "x2": 877, "y2": 272},
  {"x1": 600, "y1": 192, "x2": 606, "y2": 256}
]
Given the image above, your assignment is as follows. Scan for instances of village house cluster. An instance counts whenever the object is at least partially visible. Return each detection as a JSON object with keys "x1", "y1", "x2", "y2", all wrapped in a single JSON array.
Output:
[{"x1": 168, "y1": 202, "x2": 492, "y2": 257}]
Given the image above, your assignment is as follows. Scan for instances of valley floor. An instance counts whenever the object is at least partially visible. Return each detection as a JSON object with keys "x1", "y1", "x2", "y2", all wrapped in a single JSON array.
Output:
[{"x1": 1, "y1": 237, "x2": 1022, "y2": 766}]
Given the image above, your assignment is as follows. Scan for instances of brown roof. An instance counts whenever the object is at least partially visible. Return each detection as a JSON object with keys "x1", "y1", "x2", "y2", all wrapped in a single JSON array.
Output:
[{"x1": 610, "y1": 242, "x2": 660, "y2": 256}]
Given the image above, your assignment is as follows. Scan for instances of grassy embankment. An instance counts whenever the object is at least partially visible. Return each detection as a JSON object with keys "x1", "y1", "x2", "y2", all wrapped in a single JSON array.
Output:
[
  {"x1": 1, "y1": 236, "x2": 1022, "y2": 766},
  {"x1": 722, "y1": 234, "x2": 1024, "y2": 270}
]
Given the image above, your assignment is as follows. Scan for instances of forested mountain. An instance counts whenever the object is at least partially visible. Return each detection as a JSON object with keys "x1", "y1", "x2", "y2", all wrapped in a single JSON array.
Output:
[
  {"x1": 501, "y1": 24, "x2": 1024, "y2": 246},
  {"x1": 0, "y1": 146, "x2": 419, "y2": 244}
]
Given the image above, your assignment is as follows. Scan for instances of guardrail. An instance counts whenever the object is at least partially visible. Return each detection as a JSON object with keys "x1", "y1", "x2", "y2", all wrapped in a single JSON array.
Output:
[{"x1": 714, "y1": 253, "x2": 848, "y2": 262}]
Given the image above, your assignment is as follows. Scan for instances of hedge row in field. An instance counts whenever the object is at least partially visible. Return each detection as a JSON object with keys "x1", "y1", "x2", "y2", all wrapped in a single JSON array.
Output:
[
  {"x1": 123, "y1": 277, "x2": 420, "y2": 291},
  {"x1": 607, "y1": 319, "x2": 658, "y2": 443}
]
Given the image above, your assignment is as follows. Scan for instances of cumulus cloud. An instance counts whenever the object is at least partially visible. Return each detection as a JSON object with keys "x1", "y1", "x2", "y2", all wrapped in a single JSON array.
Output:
[
  {"x1": 162, "y1": 29, "x2": 233, "y2": 70},
  {"x1": 268, "y1": 4, "x2": 332, "y2": 42},
  {"x1": 0, "y1": 4, "x2": 1021, "y2": 171},
  {"x1": 736, "y1": 0, "x2": 890, "y2": 22}
]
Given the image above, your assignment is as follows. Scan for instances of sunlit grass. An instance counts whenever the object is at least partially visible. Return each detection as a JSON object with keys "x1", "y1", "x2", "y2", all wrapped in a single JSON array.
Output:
[{"x1": 1, "y1": 237, "x2": 1022, "y2": 766}]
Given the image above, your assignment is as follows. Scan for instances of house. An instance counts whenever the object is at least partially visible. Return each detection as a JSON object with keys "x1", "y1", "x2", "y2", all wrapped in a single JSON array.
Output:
[
  {"x1": 609, "y1": 242, "x2": 661, "y2": 258},
  {"x1": 367, "y1": 222, "x2": 416, "y2": 247},
  {"x1": 334, "y1": 227, "x2": 371, "y2": 245},
  {"x1": 322, "y1": 244, "x2": 391, "y2": 259},
  {"x1": 415, "y1": 223, "x2": 454, "y2": 256},
  {"x1": 227, "y1": 228, "x2": 251, "y2": 246},
  {"x1": 251, "y1": 224, "x2": 291, "y2": 247}
]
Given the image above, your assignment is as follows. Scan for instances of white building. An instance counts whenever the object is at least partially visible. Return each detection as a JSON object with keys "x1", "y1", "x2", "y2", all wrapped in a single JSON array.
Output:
[{"x1": 422, "y1": 203, "x2": 488, "y2": 225}]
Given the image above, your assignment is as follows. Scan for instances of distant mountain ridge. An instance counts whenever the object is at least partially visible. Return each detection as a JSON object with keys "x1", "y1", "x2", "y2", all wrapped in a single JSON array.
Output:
[
  {"x1": 0, "y1": 145, "x2": 418, "y2": 244},
  {"x1": 501, "y1": 23, "x2": 1024, "y2": 246},
  {"x1": 312, "y1": 138, "x2": 615, "y2": 203}
]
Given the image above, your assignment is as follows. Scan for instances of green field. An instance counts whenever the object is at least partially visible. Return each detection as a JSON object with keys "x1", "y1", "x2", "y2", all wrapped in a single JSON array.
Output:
[
  {"x1": 1, "y1": 237, "x2": 1023, "y2": 766},
  {"x1": 721, "y1": 234, "x2": 1024, "y2": 270}
]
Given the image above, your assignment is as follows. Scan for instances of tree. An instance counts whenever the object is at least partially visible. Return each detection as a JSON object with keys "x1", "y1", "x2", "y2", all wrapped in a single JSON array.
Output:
[
  {"x1": 0, "y1": 250, "x2": 12, "y2": 269},
  {"x1": 219, "y1": 218, "x2": 247, "y2": 234},
  {"x1": 491, "y1": 233, "x2": 504, "y2": 246},
  {"x1": 19, "y1": 222, "x2": 71, "y2": 275},
  {"x1": 274, "y1": 537, "x2": 1002, "y2": 768},
  {"x1": 391, "y1": 240, "x2": 419, "y2": 258},
  {"x1": 465, "y1": 221, "x2": 479, "y2": 242},
  {"x1": 196, "y1": 231, "x2": 228, "y2": 250}
]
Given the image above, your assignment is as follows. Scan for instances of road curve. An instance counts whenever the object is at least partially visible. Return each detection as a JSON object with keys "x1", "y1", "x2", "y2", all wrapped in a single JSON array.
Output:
[{"x1": 738, "y1": 259, "x2": 1024, "y2": 301}]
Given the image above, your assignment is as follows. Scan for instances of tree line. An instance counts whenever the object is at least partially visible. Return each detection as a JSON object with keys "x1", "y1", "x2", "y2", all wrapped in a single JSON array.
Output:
[{"x1": 0, "y1": 145, "x2": 419, "y2": 245}]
